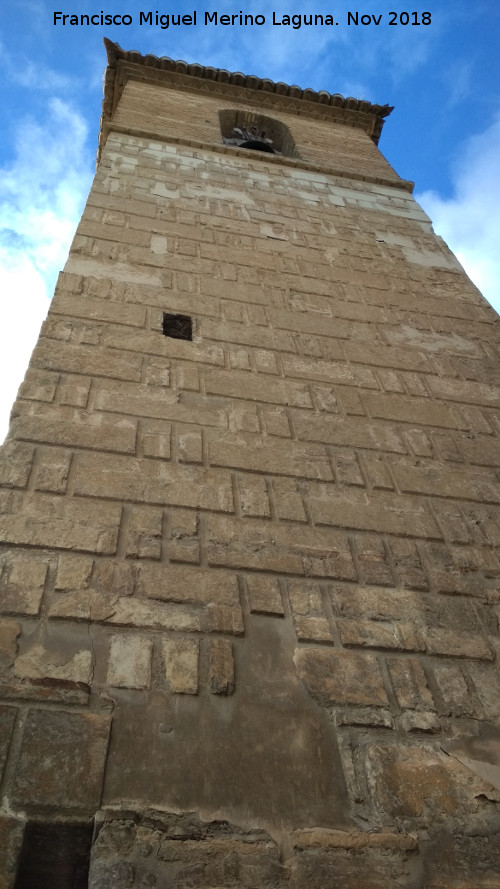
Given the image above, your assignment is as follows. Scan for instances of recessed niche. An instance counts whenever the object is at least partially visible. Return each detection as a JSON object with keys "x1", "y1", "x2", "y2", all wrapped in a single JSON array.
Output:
[
  {"x1": 14, "y1": 821, "x2": 93, "y2": 889},
  {"x1": 162, "y1": 313, "x2": 193, "y2": 341}
]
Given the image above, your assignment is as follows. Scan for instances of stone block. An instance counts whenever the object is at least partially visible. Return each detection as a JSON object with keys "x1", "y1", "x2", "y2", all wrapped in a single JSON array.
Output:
[
  {"x1": 74, "y1": 452, "x2": 234, "y2": 513},
  {"x1": 226, "y1": 400, "x2": 260, "y2": 433},
  {"x1": 0, "y1": 619, "x2": 21, "y2": 668},
  {"x1": 205, "y1": 604, "x2": 245, "y2": 635},
  {"x1": 335, "y1": 707, "x2": 394, "y2": 729},
  {"x1": 307, "y1": 482, "x2": 441, "y2": 538},
  {"x1": 33, "y1": 338, "x2": 143, "y2": 382},
  {"x1": 246, "y1": 575, "x2": 284, "y2": 616},
  {"x1": 333, "y1": 449, "x2": 364, "y2": 486},
  {"x1": 141, "y1": 419, "x2": 172, "y2": 459},
  {"x1": 207, "y1": 514, "x2": 304, "y2": 575},
  {"x1": 163, "y1": 638, "x2": 199, "y2": 694},
  {"x1": 290, "y1": 830, "x2": 418, "y2": 889},
  {"x1": 0, "y1": 676, "x2": 89, "y2": 706},
  {"x1": 399, "y1": 711, "x2": 441, "y2": 733},
  {"x1": 292, "y1": 408, "x2": 406, "y2": 454},
  {"x1": 144, "y1": 356, "x2": 171, "y2": 386},
  {"x1": 345, "y1": 340, "x2": 432, "y2": 372},
  {"x1": 203, "y1": 317, "x2": 294, "y2": 354},
  {"x1": 290, "y1": 828, "x2": 417, "y2": 851},
  {"x1": 18, "y1": 367, "x2": 58, "y2": 402},
  {"x1": 95, "y1": 379, "x2": 226, "y2": 427},
  {"x1": 312, "y1": 385, "x2": 341, "y2": 413},
  {"x1": 272, "y1": 477, "x2": 307, "y2": 522},
  {"x1": 420, "y1": 828, "x2": 500, "y2": 889},
  {"x1": 0, "y1": 441, "x2": 34, "y2": 489},
  {"x1": 0, "y1": 555, "x2": 48, "y2": 616},
  {"x1": 51, "y1": 592, "x2": 202, "y2": 633},
  {"x1": 282, "y1": 353, "x2": 378, "y2": 389},
  {"x1": 55, "y1": 554, "x2": 94, "y2": 592},
  {"x1": 387, "y1": 657, "x2": 435, "y2": 711},
  {"x1": 430, "y1": 662, "x2": 477, "y2": 717},
  {"x1": 433, "y1": 502, "x2": 472, "y2": 543},
  {"x1": 0, "y1": 494, "x2": 120, "y2": 555},
  {"x1": 294, "y1": 647, "x2": 389, "y2": 707},
  {"x1": 336, "y1": 386, "x2": 366, "y2": 416},
  {"x1": 205, "y1": 367, "x2": 313, "y2": 408},
  {"x1": 288, "y1": 580, "x2": 323, "y2": 616},
  {"x1": 13, "y1": 403, "x2": 138, "y2": 454},
  {"x1": 169, "y1": 509, "x2": 200, "y2": 563},
  {"x1": 294, "y1": 616, "x2": 333, "y2": 643},
  {"x1": 209, "y1": 638, "x2": 235, "y2": 695},
  {"x1": 387, "y1": 538, "x2": 428, "y2": 590},
  {"x1": 107, "y1": 634, "x2": 153, "y2": 689},
  {"x1": 364, "y1": 392, "x2": 464, "y2": 429},
  {"x1": 331, "y1": 583, "x2": 436, "y2": 626},
  {"x1": 420, "y1": 541, "x2": 500, "y2": 596},
  {"x1": 93, "y1": 559, "x2": 136, "y2": 597},
  {"x1": 14, "y1": 642, "x2": 93, "y2": 685},
  {"x1": 365, "y1": 742, "x2": 490, "y2": 823},
  {"x1": 229, "y1": 347, "x2": 251, "y2": 370},
  {"x1": 34, "y1": 448, "x2": 72, "y2": 493},
  {"x1": 362, "y1": 454, "x2": 393, "y2": 490},
  {"x1": 209, "y1": 429, "x2": 333, "y2": 480},
  {"x1": 174, "y1": 360, "x2": 199, "y2": 391},
  {"x1": 403, "y1": 427, "x2": 433, "y2": 458},
  {"x1": 352, "y1": 534, "x2": 394, "y2": 586},
  {"x1": 58, "y1": 373, "x2": 92, "y2": 407},
  {"x1": 378, "y1": 369, "x2": 405, "y2": 393},
  {"x1": 422, "y1": 627, "x2": 493, "y2": 661},
  {"x1": 338, "y1": 619, "x2": 423, "y2": 652},
  {"x1": 51, "y1": 292, "x2": 146, "y2": 327},
  {"x1": 126, "y1": 505, "x2": 163, "y2": 559},
  {"x1": 11, "y1": 709, "x2": 111, "y2": 810},
  {"x1": 237, "y1": 473, "x2": 271, "y2": 517},
  {"x1": 138, "y1": 562, "x2": 239, "y2": 607},
  {"x1": 270, "y1": 307, "x2": 349, "y2": 343},
  {"x1": 428, "y1": 375, "x2": 500, "y2": 408},
  {"x1": 203, "y1": 275, "x2": 268, "y2": 305},
  {"x1": 178, "y1": 427, "x2": 203, "y2": 463},
  {"x1": 263, "y1": 407, "x2": 291, "y2": 438},
  {"x1": 469, "y1": 662, "x2": 500, "y2": 719},
  {"x1": 390, "y1": 457, "x2": 500, "y2": 504},
  {"x1": 208, "y1": 514, "x2": 354, "y2": 579}
]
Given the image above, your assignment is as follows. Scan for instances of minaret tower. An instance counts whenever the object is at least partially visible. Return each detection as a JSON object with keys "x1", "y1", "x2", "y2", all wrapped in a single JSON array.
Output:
[{"x1": 1, "y1": 40, "x2": 499, "y2": 887}]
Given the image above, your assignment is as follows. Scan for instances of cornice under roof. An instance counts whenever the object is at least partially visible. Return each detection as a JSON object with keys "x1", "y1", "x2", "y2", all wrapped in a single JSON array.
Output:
[{"x1": 101, "y1": 38, "x2": 393, "y2": 149}]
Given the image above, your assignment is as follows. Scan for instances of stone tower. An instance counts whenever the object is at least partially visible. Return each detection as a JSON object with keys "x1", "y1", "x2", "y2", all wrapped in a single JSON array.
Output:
[{"x1": 1, "y1": 40, "x2": 499, "y2": 888}]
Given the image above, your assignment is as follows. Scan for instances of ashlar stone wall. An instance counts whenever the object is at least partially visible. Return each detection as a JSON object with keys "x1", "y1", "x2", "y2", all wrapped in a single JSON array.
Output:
[{"x1": 0, "y1": 56, "x2": 499, "y2": 888}]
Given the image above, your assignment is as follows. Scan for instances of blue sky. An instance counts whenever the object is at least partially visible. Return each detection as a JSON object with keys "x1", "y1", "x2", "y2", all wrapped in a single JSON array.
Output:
[{"x1": 1, "y1": 0, "x2": 499, "y2": 441}]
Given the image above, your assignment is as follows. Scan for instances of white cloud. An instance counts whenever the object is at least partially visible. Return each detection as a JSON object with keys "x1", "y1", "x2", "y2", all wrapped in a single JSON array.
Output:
[
  {"x1": 0, "y1": 98, "x2": 92, "y2": 442},
  {"x1": 0, "y1": 38, "x2": 78, "y2": 92},
  {"x1": 416, "y1": 114, "x2": 500, "y2": 315}
]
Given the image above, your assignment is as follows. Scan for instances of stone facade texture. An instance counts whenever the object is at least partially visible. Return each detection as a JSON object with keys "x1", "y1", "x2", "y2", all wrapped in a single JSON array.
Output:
[{"x1": 0, "y1": 41, "x2": 499, "y2": 887}]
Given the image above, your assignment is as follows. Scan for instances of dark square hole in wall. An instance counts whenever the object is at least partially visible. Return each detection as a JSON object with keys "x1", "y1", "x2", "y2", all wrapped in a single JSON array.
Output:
[
  {"x1": 162, "y1": 312, "x2": 193, "y2": 341},
  {"x1": 14, "y1": 821, "x2": 93, "y2": 889}
]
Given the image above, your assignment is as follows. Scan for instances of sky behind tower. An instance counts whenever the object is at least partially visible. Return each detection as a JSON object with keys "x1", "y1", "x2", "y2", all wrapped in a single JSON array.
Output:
[{"x1": 1, "y1": 0, "x2": 499, "y2": 441}]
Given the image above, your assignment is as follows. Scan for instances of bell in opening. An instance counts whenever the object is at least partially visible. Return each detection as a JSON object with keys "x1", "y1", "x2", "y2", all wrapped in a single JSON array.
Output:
[{"x1": 219, "y1": 110, "x2": 298, "y2": 158}]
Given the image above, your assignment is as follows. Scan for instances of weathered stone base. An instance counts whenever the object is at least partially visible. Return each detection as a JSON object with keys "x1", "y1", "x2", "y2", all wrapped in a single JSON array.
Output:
[{"x1": 86, "y1": 810, "x2": 500, "y2": 889}]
